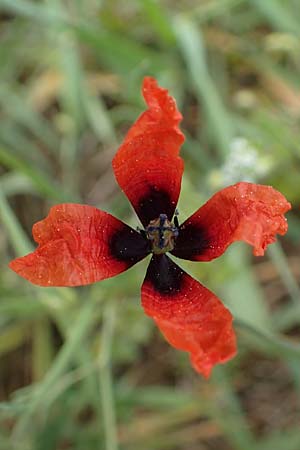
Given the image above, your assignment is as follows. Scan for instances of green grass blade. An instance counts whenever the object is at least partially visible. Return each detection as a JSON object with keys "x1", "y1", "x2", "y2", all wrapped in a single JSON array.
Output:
[
  {"x1": 99, "y1": 303, "x2": 118, "y2": 450},
  {"x1": 0, "y1": 187, "x2": 32, "y2": 254},
  {"x1": 0, "y1": 0, "x2": 68, "y2": 25},
  {"x1": 174, "y1": 15, "x2": 233, "y2": 161},
  {"x1": 75, "y1": 25, "x2": 171, "y2": 75},
  {"x1": 210, "y1": 368, "x2": 255, "y2": 450},
  {"x1": 251, "y1": 0, "x2": 300, "y2": 35},
  {"x1": 0, "y1": 147, "x2": 71, "y2": 201},
  {"x1": 12, "y1": 299, "x2": 98, "y2": 445},
  {"x1": 141, "y1": 0, "x2": 175, "y2": 45},
  {"x1": 236, "y1": 318, "x2": 300, "y2": 360},
  {"x1": 222, "y1": 246, "x2": 272, "y2": 331},
  {"x1": 268, "y1": 242, "x2": 300, "y2": 306}
]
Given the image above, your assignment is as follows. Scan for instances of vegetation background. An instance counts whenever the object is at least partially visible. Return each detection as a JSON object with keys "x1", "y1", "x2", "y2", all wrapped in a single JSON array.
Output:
[{"x1": 1, "y1": 0, "x2": 300, "y2": 449}]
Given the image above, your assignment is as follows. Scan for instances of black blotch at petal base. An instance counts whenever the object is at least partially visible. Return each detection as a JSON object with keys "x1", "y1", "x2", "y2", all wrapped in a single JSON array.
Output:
[
  {"x1": 145, "y1": 254, "x2": 184, "y2": 296},
  {"x1": 171, "y1": 223, "x2": 211, "y2": 260},
  {"x1": 138, "y1": 187, "x2": 175, "y2": 226},
  {"x1": 110, "y1": 225, "x2": 150, "y2": 264}
]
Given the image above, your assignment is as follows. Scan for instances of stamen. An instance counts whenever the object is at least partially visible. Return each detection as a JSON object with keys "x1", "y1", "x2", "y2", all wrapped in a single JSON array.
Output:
[
  {"x1": 144, "y1": 213, "x2": 179, "y2": 254},
  {"x1": 174, "y1": 209, "x2": 179, "y2": 228}
]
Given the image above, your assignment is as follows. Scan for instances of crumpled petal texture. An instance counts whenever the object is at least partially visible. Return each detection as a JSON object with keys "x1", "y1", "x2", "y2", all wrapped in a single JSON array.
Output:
[
  {"x1": 9, "y1": 76, "x2": 292, "y2": 379},
  {"x1": 112, "y1": 76, "x2": 185, "y2": 226},
  {"x1": 142, "y1": 255, "x2": 236, "y2": 378},
  {"x1": 9, "y1": 204, "x2": 149, "y2": 286},
  {"x1": 172, "y1": 182, "x2": 291, "y2": 261}
]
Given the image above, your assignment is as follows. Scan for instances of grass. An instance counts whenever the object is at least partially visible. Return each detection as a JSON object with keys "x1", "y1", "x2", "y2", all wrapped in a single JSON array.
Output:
[{"x1": 1, "y1": 0, "x2": 300, "y2": 449}]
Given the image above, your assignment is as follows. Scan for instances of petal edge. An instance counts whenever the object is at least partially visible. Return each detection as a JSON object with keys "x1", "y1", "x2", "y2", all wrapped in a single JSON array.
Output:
[
  {"x1": 112, "y1": 77, "x2": 185, "y2": 226},
  {"x1": 172, "y1": 182, "x2": 291, "y2": 261},
  {"x1": 141, "y1": 255, "x2": 237, "y2": 377},
  {"x1": 10, "y1": 204, "x2": 149, "y2": 286}
]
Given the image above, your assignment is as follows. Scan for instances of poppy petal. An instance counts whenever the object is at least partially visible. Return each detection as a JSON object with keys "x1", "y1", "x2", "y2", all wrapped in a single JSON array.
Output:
[
  {"x1": 112, "y1": 77, "x2": 185, "y2": 226},
  {"x1": 172, "y1": 182, "x2": 291, "y2": 261},
  {"x1": 9, "y1": 204, "x2": 150, "y2": 286},
  {"x1": 141, "y1": 254, "x2": 236, "y2": 377}
]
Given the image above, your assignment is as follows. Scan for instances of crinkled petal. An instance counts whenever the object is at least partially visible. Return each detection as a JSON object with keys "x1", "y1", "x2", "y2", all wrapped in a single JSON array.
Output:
[
  {"x1": 10, "y1": 204, "x2": 150, "y2": 286},
  {"x1": 141, "y1": 254, "x2": 236, "y2": 377},
  {"x1": 172, "y1": 182, "x2": 291, "y2": 261},
  {"x1": 112, "y1": 77, "x2": 185, "y2": 226}
]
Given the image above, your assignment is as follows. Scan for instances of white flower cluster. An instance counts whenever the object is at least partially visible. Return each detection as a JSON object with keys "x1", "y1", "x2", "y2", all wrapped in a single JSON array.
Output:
[{"x1": 209, "y1": 137, "x2": 273, "y2": 188}]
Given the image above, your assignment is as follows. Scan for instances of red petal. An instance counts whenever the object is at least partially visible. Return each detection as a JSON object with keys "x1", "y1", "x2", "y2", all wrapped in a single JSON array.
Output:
[
  {"x1": 112, "y1": 77, "x2": 185, "y2": 226},
  {"x1": 9, "y1": 204, "x2": 149, "y2": 286},
  {"x1": 142, "y1": 255, "x2": 236, "y2": 377},
  {"x1": 172, "y1": 182, "x2": 291, "y2": 261}
]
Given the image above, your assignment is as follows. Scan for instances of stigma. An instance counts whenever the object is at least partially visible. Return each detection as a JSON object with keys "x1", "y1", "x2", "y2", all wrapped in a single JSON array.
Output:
[{"x1": 145, "y1": 213, "x2": 179, "y2": 254}]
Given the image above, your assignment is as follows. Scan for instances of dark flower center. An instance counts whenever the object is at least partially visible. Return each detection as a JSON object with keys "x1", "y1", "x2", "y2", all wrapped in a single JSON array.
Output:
[{"x1": 145, "y1": 213, "x2": 179, "y2": 255}]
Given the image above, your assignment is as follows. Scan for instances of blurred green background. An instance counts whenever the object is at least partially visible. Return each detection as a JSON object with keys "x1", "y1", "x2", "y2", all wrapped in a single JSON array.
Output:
[{"x1": 1, "y1": 1, "x2": 300, "y2": 449}]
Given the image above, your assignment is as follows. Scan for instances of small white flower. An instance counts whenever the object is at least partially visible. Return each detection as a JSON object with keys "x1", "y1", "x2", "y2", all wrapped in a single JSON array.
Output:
[{"x1": 209, "y1": 137, "x2": 273, "y2": 188}]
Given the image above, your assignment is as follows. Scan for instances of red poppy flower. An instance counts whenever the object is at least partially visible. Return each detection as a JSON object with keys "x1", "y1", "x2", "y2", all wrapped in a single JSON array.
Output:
[{"x1": 9, "y1": 77, "x2": 291, "y2": 377}]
